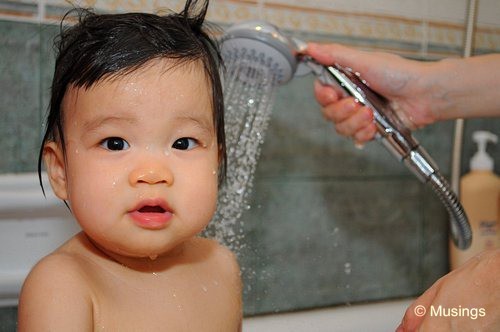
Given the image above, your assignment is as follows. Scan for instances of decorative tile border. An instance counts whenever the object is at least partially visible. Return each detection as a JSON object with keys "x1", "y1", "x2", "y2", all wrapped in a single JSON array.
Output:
[
  {"x1": 1, "y1": 0, "x2": 499, "y2": 56},
  {"x1": 209, "y1": 1, "x2": 500, "y2": 56}
]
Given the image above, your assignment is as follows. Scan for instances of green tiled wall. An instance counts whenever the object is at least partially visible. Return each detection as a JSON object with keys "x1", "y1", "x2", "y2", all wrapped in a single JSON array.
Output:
[
  {"x1": 1, "y1": 21, "x2": 40, "y2": 173},
  {"x1": 0, "y1": 18, "x2": 499, "y2": 328},
  {"x1": 0, "y1": 21, "x2": 58, "y2": 174}
]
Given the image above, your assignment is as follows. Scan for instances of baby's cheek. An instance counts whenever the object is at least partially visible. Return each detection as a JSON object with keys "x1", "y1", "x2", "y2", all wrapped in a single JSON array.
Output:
[
  {"x1": 66, "y1": 167, "x2": 115, "y2": 216},
  {"x1": 190, "y1": 172, "x2": 218, "y2": 215}
]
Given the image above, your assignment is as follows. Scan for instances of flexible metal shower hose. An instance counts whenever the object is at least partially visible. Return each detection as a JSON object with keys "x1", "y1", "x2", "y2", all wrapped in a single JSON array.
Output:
[{"x1": 429, "y1": 173, "x2": 472, "y2": 250}]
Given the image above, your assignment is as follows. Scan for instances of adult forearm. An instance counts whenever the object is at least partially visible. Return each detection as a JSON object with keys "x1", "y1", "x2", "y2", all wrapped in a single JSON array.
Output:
[{"x1": 425, "y1": 53, "x2": 500, "y2": 121}]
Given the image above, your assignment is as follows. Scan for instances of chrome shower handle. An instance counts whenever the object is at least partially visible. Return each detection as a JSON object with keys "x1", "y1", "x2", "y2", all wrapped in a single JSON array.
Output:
[
  {"x1": 301, "y1": 58, "x2": 408, "y2": 148},
  {"x1": 301, "y1": 56, "x2": 435, "y2": 181},
  {"x1": 300, "y1": 55, "x2": 472, "y2": 249}
]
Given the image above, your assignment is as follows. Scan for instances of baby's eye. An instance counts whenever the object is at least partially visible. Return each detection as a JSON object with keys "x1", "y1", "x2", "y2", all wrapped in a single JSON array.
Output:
[
  {"x1": 172, "y1": 137, "x2": 198, "y2": 150},
  {"x1": 100, "y1": 137, "x2": 130, "y2": 151}
]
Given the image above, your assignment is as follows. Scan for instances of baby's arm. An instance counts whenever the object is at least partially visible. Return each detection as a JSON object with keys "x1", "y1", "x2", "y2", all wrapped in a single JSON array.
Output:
[
  {"x1": 200, "y1": 238, "x2": 243, "y2": 331},
  {"x1": 17, "y1": 254, "x2": 93, "y2": 331},
  {"x1": 221, "y1": 245, "x2": 243, "y2": 331}
]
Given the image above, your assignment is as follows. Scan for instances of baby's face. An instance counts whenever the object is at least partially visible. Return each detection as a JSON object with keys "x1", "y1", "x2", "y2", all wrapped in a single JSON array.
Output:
[{"x1": 49, "y1": 59, "x2": 219, "y2": 258}]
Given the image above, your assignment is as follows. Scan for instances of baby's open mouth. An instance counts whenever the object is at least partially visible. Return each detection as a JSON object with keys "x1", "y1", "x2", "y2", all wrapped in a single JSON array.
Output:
[
  {"x1": 138, "y1": 205, "x2": 166, "y2": 213},
  {"x1": 129, "y1": 199, "x2": 173, "y2": 229}
]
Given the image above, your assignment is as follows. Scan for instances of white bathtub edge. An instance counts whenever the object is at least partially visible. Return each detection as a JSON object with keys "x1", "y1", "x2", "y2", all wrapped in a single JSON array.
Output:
[{"x1": 243, "y1": 298, "x2": 414, "y2": 332}]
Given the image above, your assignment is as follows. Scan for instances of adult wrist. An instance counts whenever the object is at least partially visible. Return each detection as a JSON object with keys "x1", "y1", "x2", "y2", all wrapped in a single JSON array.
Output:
[{"x1": 420, "y1": 57, "x2": 460, "y2": 122}]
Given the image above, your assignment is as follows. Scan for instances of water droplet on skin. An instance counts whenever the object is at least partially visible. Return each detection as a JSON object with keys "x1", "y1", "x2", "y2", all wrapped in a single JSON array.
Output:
[
  {"x1": 201, "y1": 285, "x2": 208, "y2": 292},
  {"x1": 152, "y1": 272, "x2": 159, "y2": 277},
  {"x1": 149, "y1": 254, "x2": 158, "y2": 260}
]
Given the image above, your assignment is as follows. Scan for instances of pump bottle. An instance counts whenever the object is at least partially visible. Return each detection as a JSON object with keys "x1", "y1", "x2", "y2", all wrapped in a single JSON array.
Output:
[{"x1": 450, "y1": 131, "x2": 500, "y2": 270}]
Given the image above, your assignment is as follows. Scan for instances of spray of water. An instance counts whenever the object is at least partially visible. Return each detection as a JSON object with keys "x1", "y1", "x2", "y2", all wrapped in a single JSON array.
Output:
[{"x1": 204, "y1": 50, "x2": 279, "y2": 253}]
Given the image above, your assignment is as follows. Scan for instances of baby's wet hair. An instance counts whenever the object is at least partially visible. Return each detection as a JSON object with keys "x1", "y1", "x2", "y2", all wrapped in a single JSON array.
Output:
[{"x1": 38, "y1": 0, "x2": 226, "y2": 193}]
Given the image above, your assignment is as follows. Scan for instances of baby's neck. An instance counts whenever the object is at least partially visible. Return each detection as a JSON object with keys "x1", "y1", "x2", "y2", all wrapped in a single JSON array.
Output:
[{"x1": 80, "y1": 233, "x2": 188, "y2": 273}]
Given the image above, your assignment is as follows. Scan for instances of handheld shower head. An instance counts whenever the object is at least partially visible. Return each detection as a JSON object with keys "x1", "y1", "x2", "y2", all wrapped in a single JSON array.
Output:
[
  {"x1": 220, "y1": 20, "x2": 472, "y2": 250},
  {"x1": 220, "y1": 20, "x2": 307, "y2": 85}
]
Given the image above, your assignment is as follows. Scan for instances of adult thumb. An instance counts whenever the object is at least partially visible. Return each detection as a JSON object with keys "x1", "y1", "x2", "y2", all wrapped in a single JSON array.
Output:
[{"x1": 305, "y1": 42, "x2": 370, "y2": 73}]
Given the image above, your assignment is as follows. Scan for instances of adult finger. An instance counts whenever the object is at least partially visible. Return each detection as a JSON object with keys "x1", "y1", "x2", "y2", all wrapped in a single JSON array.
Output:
[
  {"x1": 396, "y1": 277, "x2": 445, "y2": 332},
  {"x1": 313, "y1": 79, "x2": 343, "y2": 107},
  {"x1": 353, "y1": 122, "x2": 377, "y2": 144},
  {"x1": 334, "y1": 105, "x2": 373, "y2": 137},
  {"x1": 321, "y1": 97, "x2": 360, "y2": 123}
]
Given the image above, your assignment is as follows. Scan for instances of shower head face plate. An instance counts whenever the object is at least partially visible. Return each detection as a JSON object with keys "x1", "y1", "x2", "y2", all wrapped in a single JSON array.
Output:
[{"x1": 220, "y1": 20, "x2": 300, "y2": 85}]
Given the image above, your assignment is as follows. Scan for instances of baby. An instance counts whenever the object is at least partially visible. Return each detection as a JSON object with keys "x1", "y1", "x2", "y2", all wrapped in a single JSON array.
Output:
[{"x1": 17, "y1": 0, "x2": 242, "y2": 331}]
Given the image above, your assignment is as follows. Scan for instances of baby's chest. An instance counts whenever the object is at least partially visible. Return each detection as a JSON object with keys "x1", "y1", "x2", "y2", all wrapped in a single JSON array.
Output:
[{"x1": 92, "y1": 280, "x2": 228, "y2": 331}]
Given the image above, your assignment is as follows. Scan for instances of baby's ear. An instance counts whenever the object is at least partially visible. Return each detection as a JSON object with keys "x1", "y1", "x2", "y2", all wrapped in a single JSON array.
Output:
[{"x1": 43, "y1": 142, "x2": 68, "y2": 200}]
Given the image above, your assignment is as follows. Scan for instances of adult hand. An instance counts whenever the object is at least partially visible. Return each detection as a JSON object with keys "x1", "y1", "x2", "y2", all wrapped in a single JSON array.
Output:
[
  {"x1": 306, "y1": 43, "x2": 438, "y2": 144},
  {"x1": 397, "y1": 248, "x2": 500, "y2": 331}
]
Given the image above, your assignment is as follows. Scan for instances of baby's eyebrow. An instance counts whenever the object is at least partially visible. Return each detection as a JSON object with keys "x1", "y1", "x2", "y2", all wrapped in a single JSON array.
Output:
[
  {"x1": 83, "y1": 115, "x2": 137, "y2": 131},
  {"x1": 175, "y1": 114, "x2": 214, "y2": 132}
]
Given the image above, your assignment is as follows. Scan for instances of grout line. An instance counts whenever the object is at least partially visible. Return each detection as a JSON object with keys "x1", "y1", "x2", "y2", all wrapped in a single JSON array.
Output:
[{"x1": 38, "y1": 0, "x2": 46, "y2": 23}]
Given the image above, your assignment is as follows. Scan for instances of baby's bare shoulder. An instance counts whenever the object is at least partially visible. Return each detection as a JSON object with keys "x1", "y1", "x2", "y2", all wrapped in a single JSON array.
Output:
[
  {"x1": 18, "y1": 250, "x2": 93, "y2": 331},
  {"x1": 20, "y1": 247, "x2": 93, "y2": 302},
  {"x1": 188, "y1": 237, "x2": 241, "y2": 290},
  {"x1": 188, "y1": 238, "x2": 242, "y2": 328},
  {"x1": 192, "y1": 237, "x2": 240, "y2": 270},
  {"x1": 27, "y1": 249, "x2": 88, "y2": 280},
  {"x1": 23, "y1": 234, "x2": 97, "y2": 285}
]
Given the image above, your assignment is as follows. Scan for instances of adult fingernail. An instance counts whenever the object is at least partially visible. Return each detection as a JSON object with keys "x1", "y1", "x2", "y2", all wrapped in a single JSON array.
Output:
[
  {"x1": 354, "y1": 141, "x2": 365, "y2": 150},
  {"x1": 363, "y1": 107, "x2": 374, "y2": 120},
  {"x1": 315, "y1": 81, "x2": 338, "y2": 103},
  {"x1": 348, "y1": 99, "x2": 359, "y2": 110}
]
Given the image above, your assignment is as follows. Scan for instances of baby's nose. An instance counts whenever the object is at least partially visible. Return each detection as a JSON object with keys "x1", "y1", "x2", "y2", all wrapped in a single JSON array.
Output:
[{"x1": 129, "y1": 160, "x2": 173, "y2": 186}]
